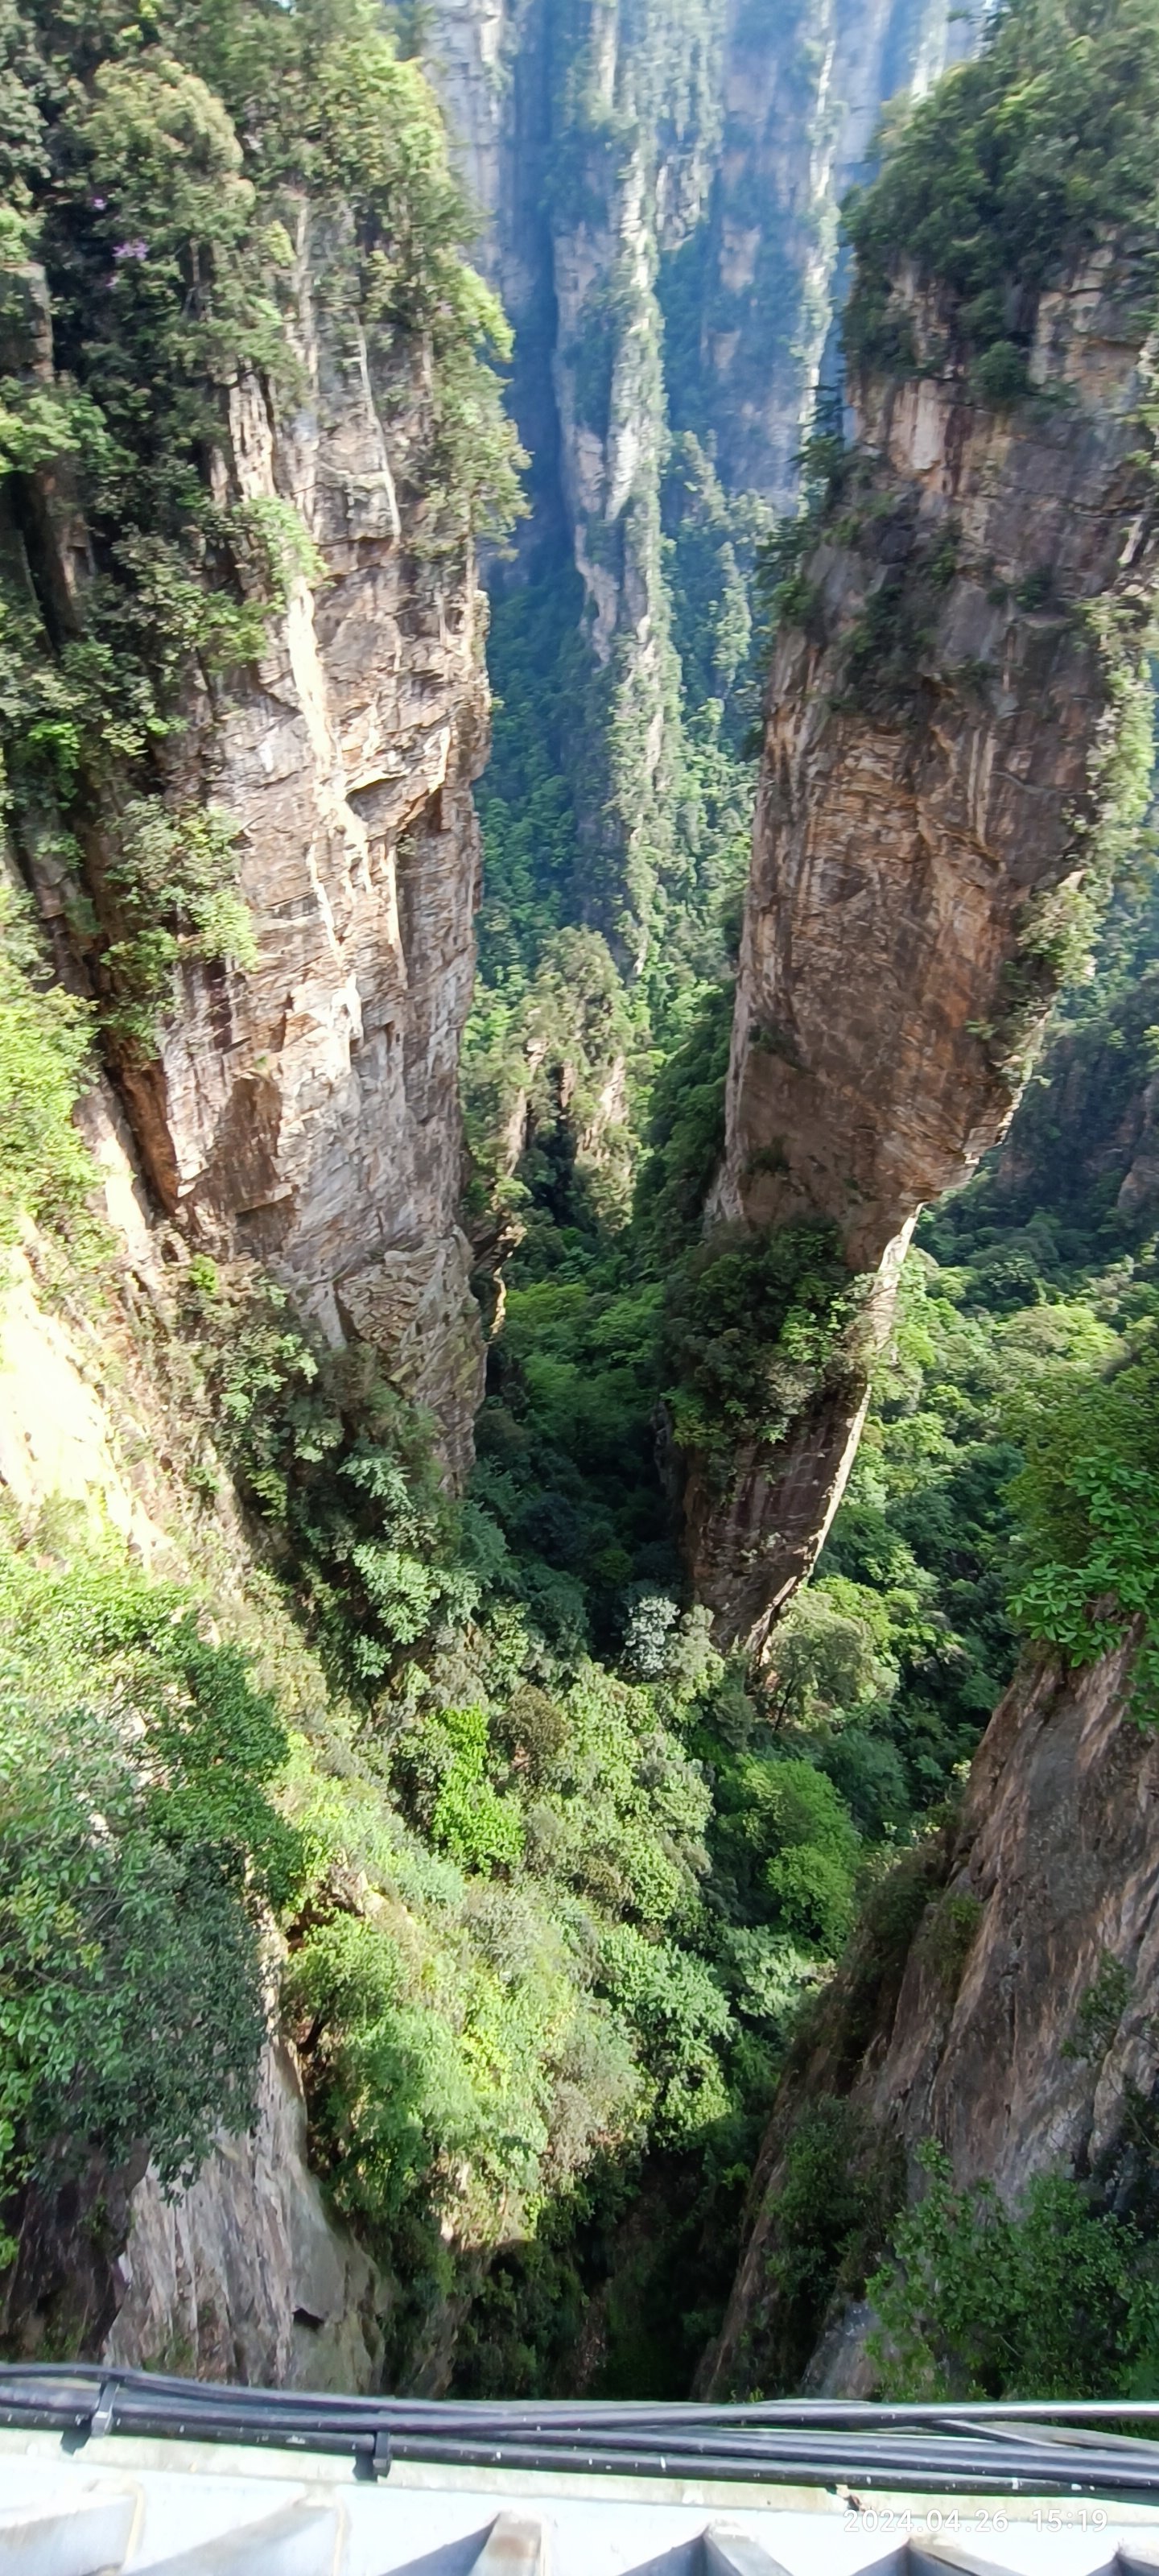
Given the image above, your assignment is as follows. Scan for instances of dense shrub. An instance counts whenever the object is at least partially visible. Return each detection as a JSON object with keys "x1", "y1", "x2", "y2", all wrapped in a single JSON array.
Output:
[
  {"x1": 870, "y1": 2142, "x2": 1159, "y2": 2397},
  {"x1": 0, "y1": 1537, "x2": 299, "y2": 2253},
  {"x1": 0, "y1": 891, "x2": 93, "y2": 1248},
  {"x1": 663, "y1": 1221, "x2": 856, "y2": 1478},
  {"x1": 1007, "y1": 1331, "x2": 1159, "y2": 1711}
]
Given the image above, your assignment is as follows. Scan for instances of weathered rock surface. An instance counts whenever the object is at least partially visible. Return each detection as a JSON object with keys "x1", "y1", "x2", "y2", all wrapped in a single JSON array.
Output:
[
  {"x1": 19, "y1": 206, "x2": 489, "y2": 1484},
  {"x1": 689, "y1": 252, "x2": 1159, "y2": 1645},
  {"x1": 703, "y1": 1624, "x2": 1159, "y2": 2396},
  {"x1": 423, "y1": 0, "x2": 969, "y2": 961},
  {"x1": 105, "y1": 2040, "x2": 384, "y2": 2390},
  {"x1": 702, "y1": 0, "x2": 977, "y2": 506}
]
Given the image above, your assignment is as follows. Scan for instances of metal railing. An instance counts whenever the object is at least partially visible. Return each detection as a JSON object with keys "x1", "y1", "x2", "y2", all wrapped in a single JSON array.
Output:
[{"x1": 3, "y1": 2365, "x2": 1159, "y2": 2501}]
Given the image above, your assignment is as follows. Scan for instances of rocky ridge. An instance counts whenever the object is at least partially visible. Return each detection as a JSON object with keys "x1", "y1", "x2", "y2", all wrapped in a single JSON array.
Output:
[{"x1": 687, "y1": 250, "x2": 1159, "y2": 1648}]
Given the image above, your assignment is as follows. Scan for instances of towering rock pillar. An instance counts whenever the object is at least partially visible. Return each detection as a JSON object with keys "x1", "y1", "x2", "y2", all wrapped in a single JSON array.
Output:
[
  {"x1": 5, "y1": 208, "x2": 493, "y2": 1488},
  {"x1": 686, "y1": 250, "x2": 1159, "y2": 1646}
]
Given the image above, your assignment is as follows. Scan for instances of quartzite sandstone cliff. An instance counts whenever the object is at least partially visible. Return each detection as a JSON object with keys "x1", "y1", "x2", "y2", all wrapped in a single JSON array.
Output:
[
  {"x1": 703, "y1": 1622, "x2": 1159, "y2": 2396},
  {"x1": 422, "y1": 0, "x2": 971, "y2": 962},
  {"x1": 688, "y1": 251, "x2": 1159, "y2": 1648},
  {"x1": 10, "y1": 207, "x2": 489, "y2": 1484}
]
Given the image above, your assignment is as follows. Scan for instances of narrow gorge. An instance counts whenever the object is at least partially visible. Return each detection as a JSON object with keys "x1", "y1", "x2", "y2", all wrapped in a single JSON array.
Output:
[{"x1": 5, "y1": 0, "x2": 1159, "y2": 2417}]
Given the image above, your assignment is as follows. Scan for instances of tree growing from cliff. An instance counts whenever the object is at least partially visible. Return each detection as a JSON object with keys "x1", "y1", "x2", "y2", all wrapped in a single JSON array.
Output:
[{"x1": 844, "y1": 0, "x2": 1159, "y2": 382}]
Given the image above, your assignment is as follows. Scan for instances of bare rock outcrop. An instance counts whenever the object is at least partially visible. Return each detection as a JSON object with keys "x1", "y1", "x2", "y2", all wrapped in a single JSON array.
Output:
[
  {"x1": 703, "y1": 1623, "x2": 1159, "y2": 2395},
  {"x1": 688, "y1": 250, "x2": 1159, "y2": 1645},
  {"x1": 105, "y1": 2041, "x2": 383, "y2": 2391},
  {"x1": 142, "y1": 222, "x2": 487, "y2": 1478}
]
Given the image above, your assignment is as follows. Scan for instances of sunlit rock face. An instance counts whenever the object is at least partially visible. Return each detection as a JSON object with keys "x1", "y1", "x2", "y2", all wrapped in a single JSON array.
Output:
[
  {"x1": 12, "y1": 209, "x2": 488, "y2": 1484},
  {"x1": 688, "y1": 252, "x2": 1159, "y2": 1647}
]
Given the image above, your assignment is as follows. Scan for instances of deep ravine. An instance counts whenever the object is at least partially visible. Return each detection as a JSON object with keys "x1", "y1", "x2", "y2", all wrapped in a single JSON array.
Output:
[{"x1": 5, "y1": 0, "x2": 1159, "y2": 2415}]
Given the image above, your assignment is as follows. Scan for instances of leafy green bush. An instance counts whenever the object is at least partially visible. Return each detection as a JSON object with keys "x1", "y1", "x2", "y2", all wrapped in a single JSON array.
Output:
[
  {"x1": 970, "y1": 340, "x2": 1033, "y2": 406},
  {"x1": 663, "y1": 1221, "x2": 856, "y2": 1479},
  {"x1": 711, "y1": 1754, "x2": 861, "y2": 1954},
  {"x1": 870, "y1": 2141, "x2": 1159, "y2": 2396},
  {"x1": 281, "y1": 1743, "x2": 647, "y2": 2253},
  {"x1": 191, "y1": 1274, "x2": 481, "y2": 1685},
  {"x1": 427, "y1": 1706, "x2": 526, "y2": 1872},
  {"x1": 0, "y1": 892, "x2": 93, "y2": 1247},
  {"x1": 102, "y1": 801, "x2": 258, "y2": 1052},
  {"x1": 0, "y1": 1533, "x2": 300, "y2": 2256},
  {"x1": 597, "y1": 1925, "x2": 733, "y2": 2141},
  {"x1": 1005, "y1": 1328, "x2": 1159, "y2": 1710}
]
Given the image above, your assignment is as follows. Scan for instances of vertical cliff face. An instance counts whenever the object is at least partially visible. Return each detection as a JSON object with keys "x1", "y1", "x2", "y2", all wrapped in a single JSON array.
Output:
[
  {"x1": 10, "y1": 228, "x2": 490, "y2": 1483},
  {"x1": 423, "y1": 0, "x2": 968, "y2": 964},
  {"x1": 695, "y1": 0, "x2": 975, "y2": 506},
  {"x1": 685, "y1": 251, "x2": 1159, "y2": 1645},
  {"x1": 153, "y1": 296, "x2": 490, "y2": 1480},
  {"x1": 702, "y1": 1623, "x2": 1159, "y2": 2396},
  {"x1": 105, "y1": 2040, "x2": 384, "y2": 2390}
]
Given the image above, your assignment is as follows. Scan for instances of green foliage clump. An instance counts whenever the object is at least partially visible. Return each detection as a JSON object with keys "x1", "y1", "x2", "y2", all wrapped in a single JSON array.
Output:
[
  {"x1": 844, "y1": 0, "x2": 1159, "y2": 377},
  {"x1": 188, "y1": 1273, "x2": 480, "y2": 1687},
  {"x1": 817, "y1": 1245, "x2": 1071, "y2": 1812},
  {"x1": 0, "y1": 890, "x2": 93, "y2": 1248},
  {"x1": 1007, "y1": 1326, "x2": 1159, "y2": 1712},
  {"x1": 415, "y1": 1703, "x2": 526, "y2": 1872},
  {"x1": 711, "y1": 1756, "x2": 860, "y2": 1954},
  {"x1": 917, "y1": 1889, "x2": 984, "y2": 1993},
  {"x1": 870, "y1": 2140, "x2": 1159, "y2": 2397},
  {"x1": 0, "y1": 1530, "x2": 299, "y2": 2259},
  {"x1": 633, "y1": 980, "x2": 732, "y2": 1257},
  {"x1": 664, "y1": 1221, "x2": 857, "y2": 1480},
  {"x1": 278, "y1": 1628, "x2": 723, "y2": 2291},
  {"x1": 1063, "y1": 1951, "x2": 1133, "y2": 2061},
  {"x1": 463, "y1": 925, "x2": 645, "y2": 1232},
  {"x1": 596, "y1": 1925, "x2": 732, "y2": 2143},
  {"x1": 101, "y1": 801, "x2": 258, "y2": 1052},
  {"x1": 751, "y1": 397, "x2": 850, "y2": 662},
  {"x1": 753, "y1": 2097, "x2": 902, "y2": 2394}
]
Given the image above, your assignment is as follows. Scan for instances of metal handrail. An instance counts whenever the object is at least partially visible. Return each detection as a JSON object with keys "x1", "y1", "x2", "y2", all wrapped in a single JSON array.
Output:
[{"x1": 2, "y1": 2366, "x2": 1159, "y2": 2499}]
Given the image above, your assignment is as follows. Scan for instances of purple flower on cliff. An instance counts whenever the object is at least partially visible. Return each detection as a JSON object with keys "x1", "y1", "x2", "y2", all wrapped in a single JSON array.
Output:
[{"x1": 112, "y1": 239, "x2": 148, "y2": 262}]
